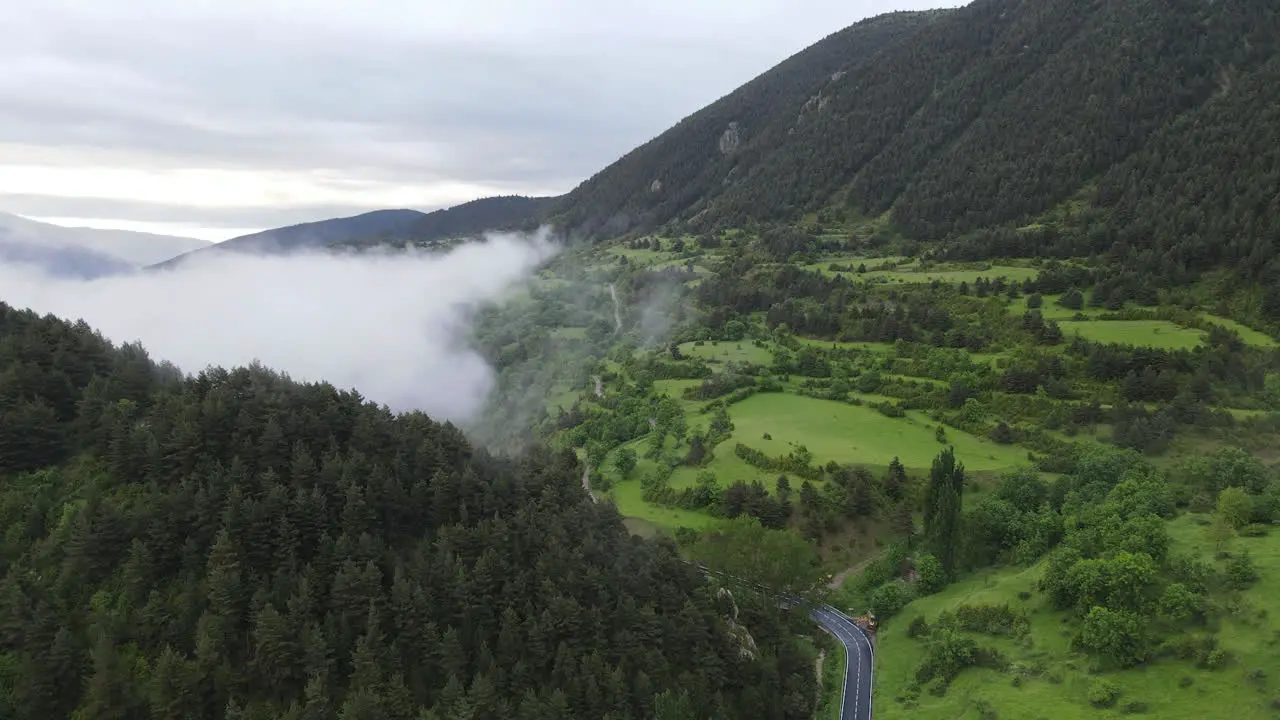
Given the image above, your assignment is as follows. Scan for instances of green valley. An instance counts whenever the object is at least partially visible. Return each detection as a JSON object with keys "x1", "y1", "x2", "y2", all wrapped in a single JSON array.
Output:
[{"x1": 7, "y1": 0, "x2": 1280, "y2": 718}]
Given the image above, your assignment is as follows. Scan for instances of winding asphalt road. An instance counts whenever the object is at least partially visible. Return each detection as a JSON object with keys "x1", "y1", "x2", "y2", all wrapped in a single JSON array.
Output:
[
  {"x1": 809, "y1": 605, "x2": 875, "y2": 720},
  {"x1": 692, "y1": 564, "x2": 875, "y2": 719}
]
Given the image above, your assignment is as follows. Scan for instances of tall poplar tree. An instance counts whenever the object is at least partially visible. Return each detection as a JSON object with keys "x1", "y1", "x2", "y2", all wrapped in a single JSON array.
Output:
[{"x1": 924, "y1": 447, "x2": 965, "y2": 576}]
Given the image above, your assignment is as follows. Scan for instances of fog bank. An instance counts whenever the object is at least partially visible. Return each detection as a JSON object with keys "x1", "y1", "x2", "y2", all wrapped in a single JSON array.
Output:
[{"x1": 0, "y1": 231, "x2": 559, "y2": 421}]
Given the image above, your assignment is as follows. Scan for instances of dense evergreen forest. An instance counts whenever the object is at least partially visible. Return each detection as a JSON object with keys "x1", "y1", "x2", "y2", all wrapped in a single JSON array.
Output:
[{"x1": 0, "y1": 301, "x2": 820, "y2": 720}]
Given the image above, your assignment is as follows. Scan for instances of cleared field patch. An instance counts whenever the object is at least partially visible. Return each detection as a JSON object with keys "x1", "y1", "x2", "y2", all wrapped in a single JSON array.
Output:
[
  {"x1": 679, "y1": 341, "x2": 774, "y2": 365},
  {"x1": 871, "y1": 517, "x2": 1280, "y2": 720},
  {"x1": 669, "y1": 432, "x2": 777, "y2": 490},
  {"x1": 1198, "y1": 313, "x2": 1279, "y2": 347},
  {"x1": 652, "y1": 378, "x2": 704, "y2": 397},
  {"x1": 606, "y1": 478, "x2": 722, "y2": 532},
  {"x1": 548, "y1": 326, "x2": 588, "y2": 340},
  {"x1": 1036, "y1": 296, "x2": 1111, "y2": 320},
  {"x1": 727, "y1": 393, "x2": 1028, "y2": 472},
  {"x1": 544, "y1": 383, "x2": 581, "y2": 414},
  {"x1": 864, "y1": 266, "x2": 1040, "y2": 285},
  {"x1": 794, "y1": 337, "x2": 894, "y2": 353},
  {"x1": 1057, "y1": 319, "x2": 1206, "y2": 349}
]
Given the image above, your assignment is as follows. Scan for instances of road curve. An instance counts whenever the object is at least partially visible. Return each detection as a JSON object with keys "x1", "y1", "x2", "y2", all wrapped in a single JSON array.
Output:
[
  {"x1": 809, "y1": 605, "x2": 874, "y2": 720},
  {"x1": 691, "y1": 565, "x2": 875, "y2": 719}
]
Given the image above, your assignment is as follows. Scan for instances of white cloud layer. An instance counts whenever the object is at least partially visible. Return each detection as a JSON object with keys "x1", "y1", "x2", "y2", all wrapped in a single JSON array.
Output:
[{"x1": 0, "y1": 231, "x2": 558, "y2": 421}]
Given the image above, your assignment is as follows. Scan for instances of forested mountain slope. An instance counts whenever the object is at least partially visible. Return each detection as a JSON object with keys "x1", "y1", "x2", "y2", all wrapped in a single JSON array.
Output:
[
  {"x1": 0, "y1": 301, "x2": 818, "y2": 720},
  {"x1": 547, "y1": 0, "x2": 1280, "y2": 300},
  {"x1": 546, "y1": 9, "x2": 943, "y2": 238}
]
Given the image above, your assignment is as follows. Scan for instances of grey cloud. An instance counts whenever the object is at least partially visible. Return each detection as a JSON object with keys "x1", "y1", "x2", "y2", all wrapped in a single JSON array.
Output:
[{"x1": 3, "y1": 1, "x2": 962, "y2": 230}]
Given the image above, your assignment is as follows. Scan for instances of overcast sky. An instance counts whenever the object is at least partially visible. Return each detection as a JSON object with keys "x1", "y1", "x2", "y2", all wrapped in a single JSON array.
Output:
[{"x1": 3, "y1": 0, "x2": 962, "y2": 242}]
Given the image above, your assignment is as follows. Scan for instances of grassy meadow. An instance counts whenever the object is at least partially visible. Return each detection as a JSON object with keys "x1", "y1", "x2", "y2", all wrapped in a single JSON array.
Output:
[{"x1": 871, "y1": 517, "x2": 1280, "y2": 720}]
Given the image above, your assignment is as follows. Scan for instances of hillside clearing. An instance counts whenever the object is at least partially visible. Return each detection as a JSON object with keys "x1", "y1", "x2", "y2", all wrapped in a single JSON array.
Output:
[
  {"x1": 1057, "y1": 320, "x2": 1206, "y2": 350},
  {"x1": 679, "y1": 341, "x2": 775, "y2": 365},
  {"x1": 728, "y1": 393, "x2": 1029, "y2": 472}
]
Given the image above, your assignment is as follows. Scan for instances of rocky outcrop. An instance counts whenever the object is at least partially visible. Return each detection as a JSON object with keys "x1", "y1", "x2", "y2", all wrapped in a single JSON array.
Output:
[{"x1": 718, "y1": 122, "x2": 742, "y2": 155}]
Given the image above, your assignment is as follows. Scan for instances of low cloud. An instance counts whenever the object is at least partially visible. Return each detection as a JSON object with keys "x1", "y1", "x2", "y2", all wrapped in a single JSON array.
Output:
[{"x1": 0, "y1": 231, "x2": 559, "y2": 421}]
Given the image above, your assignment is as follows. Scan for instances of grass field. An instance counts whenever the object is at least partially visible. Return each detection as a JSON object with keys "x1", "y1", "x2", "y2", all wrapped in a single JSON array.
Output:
[
  {"x1": 544, "y1": 383, "x2": 581, "y2": 414},
  {"x1": 669, "y1": 430, "x2": 777, "y2": 489},
  {"x1": 864, "y1": 266, "x2": 1041, "y2": 285},
  {"x1": 728, "y1": 393, "x2": 1029, "y2": 472},
  {"x1": 794, "y1": 337, "x2": 895, "y2": 353},
  {"x1": 606, "y1": 478, "x2": 723, "y2": 531},
  {"x1": 549, "y1": 327, "x2": 588, "y2": 340},
  {"x1": 652, "y1": 378, "x2": 704, "y2": 401},
  {"x1": 1057, "y1": 320, "x2": 1207, "y2": 349},
  {"x1": 872, "y1": 515, "x2": 1280, "y2": 720},
  {"x1": 1198, "y1": 313, "x2": 1280, "y2": 348},
  {"x1": 1036, "y1": 297, "x2": 1111, "y2": 320},
  {"x1": 679, "y1": 341, "x2": 775, "y2": 365}
]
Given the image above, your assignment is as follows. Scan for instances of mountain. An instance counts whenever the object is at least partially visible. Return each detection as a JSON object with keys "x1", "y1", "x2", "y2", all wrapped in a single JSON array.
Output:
[
  {"x1": 334, "y1": 195, "x2": 556, "y2": 250},
  {"x1": 151, "y1": 196, "x2": 556, "y2": 268},
  {"x1": 149, "y1": 208, "x2": 426, "y2": 269},
  {"x1": 0, "y1": 213, "x2": 210, "y2": 276},
  {"x1": 548, "y1": 0, "x2": 1280, "y2": 297},
  {"x1": 0, "y1": 237, "x2": 135, "y2": 280},
  {"x1": 546, "y1": 8, "x2": 944, "y2": 238}
]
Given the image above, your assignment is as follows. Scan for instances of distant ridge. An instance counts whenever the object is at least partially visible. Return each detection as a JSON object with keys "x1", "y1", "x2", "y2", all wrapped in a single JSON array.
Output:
[
  {"x1": 148, "y1": 195, "x2": 557, "y2": 268},
  {"x1": 0, "y1": 213, "x2": 210, "y2": 276},
  {"x1": 333, "y1": 195, "x2": 556, "y2": 250},
  {"x1": 147, "y1": 209, "x2": 425, "y2": 269}
]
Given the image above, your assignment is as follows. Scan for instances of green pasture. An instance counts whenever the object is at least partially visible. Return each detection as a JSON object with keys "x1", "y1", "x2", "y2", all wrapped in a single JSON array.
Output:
[
  {"x1": 1036, "y1": 296, "x2": 1111, "y2": 320},
  {"x1": 864, "y1": 266, "x2": 1040, "y2": 285},
  {"x1": 1057, "y1": 320, "x2": 1206, "y2": 349},
  {"x1": 544, "y1": 383, "x2": 581, "y2": 414},
  {"x1": 727, "y1": 393, "x2": 1029, "y2": 472},
  {"x1": 679, "y1": 341, "x2": 775, "y2": 366},
  {"x1": 668, "y1": 431, "x2": 778, "y2": 490},
  {"x1": 871, "y1": 515, "x2": 1280, "y2": 720},
  {"x1": 605, "y1": 477, "x2": 722, "y2": 532},
  {"x1": 1198, "y1": 313, "x2": 1279, "y2": 348},
  {"x1": 793, "y1": 338, "x2": 895, "y2": 353},
  {"x1": 549, "y1": 326, "x2": 588, "y2": 340}
]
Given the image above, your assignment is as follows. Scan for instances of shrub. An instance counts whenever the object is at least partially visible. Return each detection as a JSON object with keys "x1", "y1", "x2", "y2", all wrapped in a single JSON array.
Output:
[
  {"x1": 990, "y1": 421, "x2": 1015, "y2": 444},
  {"x1": 907, "y1": 615, "x2": 931, "y2": 638},
  {"x1": 1121, "y1": 700, "x2": 1148, "y2": 714},
  {"x1": 915, "y1": 553, "x2": 947, "y2": 594},
  {"x1": 1200, "y1": 648, "x2": 1229, "y2": 670},
  {"x1": 1178, "y1": 676, "x2": 1193, "y2": 688},
  {"x1": 1088, "y1": 679, "x2": 1120, "y2": 708},
  {"x1": 943, "y1": 604, "x2": 1030, "y2": 637},
  {"x1": 870, "y1": 582, "x2": 914, "y2": 618},
  {"x1": 1239, "y1": 523, "x2": 1269, "y2": 537},
  {"x1": 1225, "y1": 552, "x2": 1260, "y2": 589}
]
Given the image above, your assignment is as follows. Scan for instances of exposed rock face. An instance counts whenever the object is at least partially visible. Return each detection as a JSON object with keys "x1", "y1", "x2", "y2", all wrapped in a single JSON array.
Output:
[
  {"x1": 718, "y1": 122, "x2": 742, "y2": 155},
  {"x1": 650, "y1": 179, "x2": 663, "y2": 193},
  {"x1": 715, "y1": 587, "x2": 758, "y2": 660}
]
